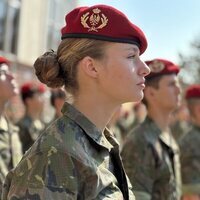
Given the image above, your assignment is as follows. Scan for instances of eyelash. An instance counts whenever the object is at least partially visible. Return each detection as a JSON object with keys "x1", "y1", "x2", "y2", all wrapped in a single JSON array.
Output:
[{"x1": 127, "y1": 55, "x2": 136, "y2": 59}]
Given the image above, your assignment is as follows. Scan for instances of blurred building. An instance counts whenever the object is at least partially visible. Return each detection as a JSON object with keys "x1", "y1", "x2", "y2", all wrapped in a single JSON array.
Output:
[
  {"x1": 0, "y1": 0, "x2": 77, "y2": 122},
  {"x1": 0, "y1": 0, "x2": 78, "y2": 84}
]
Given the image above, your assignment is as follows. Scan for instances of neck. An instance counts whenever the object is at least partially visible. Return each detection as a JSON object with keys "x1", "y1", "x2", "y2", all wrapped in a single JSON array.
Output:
[
  {"x1": 55, "y1": 109, "x2": 63, "y2": 118},
  {"x1": 0, "y1": 100, "x2": 6, "y2": 118},
  {"x1": 73, "y1": 94, "x2": 120, "y2": 132},
  {"x1": 148, "y1": 105, "x2": 172, "y2": 131},
  {"x1": 25, "y1": 108, "x2": 41, "y2": 120}
]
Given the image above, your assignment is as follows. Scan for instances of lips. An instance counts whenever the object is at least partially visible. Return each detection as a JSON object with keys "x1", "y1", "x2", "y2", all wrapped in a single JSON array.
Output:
[
  {"x1": 137, "y1": 80, "x2": 145, "y2": 88},
  {"x1": 137, "y1": 77, "x2": 145, "y2": 85},
  {"x1": 137, "y1": 81, "x2": 145, "y2": 85}
]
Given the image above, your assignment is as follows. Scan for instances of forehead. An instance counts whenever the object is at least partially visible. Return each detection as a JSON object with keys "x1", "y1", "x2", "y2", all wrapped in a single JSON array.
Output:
[
  {"x1": 159, "y1": 74, "x2": 179, "y2": 84},
  {"x1": 106, "y1": 42, "x2": 140, "y2": 53}
]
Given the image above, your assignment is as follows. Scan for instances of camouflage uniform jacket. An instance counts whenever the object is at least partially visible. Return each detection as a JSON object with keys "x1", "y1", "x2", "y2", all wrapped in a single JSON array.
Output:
[
  {"x1": 121, "y1": 116, "x2": 182, "y2": 200},
  {"x1": 179, "y1": 124, "x2": 200, "y2": 195},
  {"x1": 170, "y1": 120, "x2": 191, "y2": 141},
  {"x1": 17, "y1": 115, "x2": 45, "y2": 153},
  {"x1": 2, "y1": 102, "x2": 135, "y2": 200},
  {"x1": 0, "y1": 116, "x2": 22, "y2": 195}
]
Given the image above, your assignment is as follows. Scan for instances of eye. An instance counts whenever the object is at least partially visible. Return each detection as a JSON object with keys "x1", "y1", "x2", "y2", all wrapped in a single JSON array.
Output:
[{"x1": 127, "y1": 55, "x2": 136, "y2": 59}]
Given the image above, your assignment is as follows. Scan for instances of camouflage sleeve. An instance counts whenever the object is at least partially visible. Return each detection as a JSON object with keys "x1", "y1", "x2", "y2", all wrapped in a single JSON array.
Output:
[
  {"x1": 179, "y1": 135, "x2": 200, "y2": 195},
  {"x1": 133, "y1": 191, "x2": 151, "y2": 200},
  {"x1": 2, "y1": 150, "x2": 79, "y2": 200},
  {"x1": 121, "y1": 134, "x2": 156, "y2": 200},
  {"x1": 126, "y1": 174, "x2": 136, "y2": 200},
  {"x1": 0, "y1": 130, "x2": 10, "y2": 194},
  {"x1": 0, "y1": 160, "x2": 7, "y2": 196}
]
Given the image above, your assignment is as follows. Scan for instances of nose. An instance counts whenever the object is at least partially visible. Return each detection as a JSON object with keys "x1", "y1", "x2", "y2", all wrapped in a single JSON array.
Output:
[
  {"x1": 176, "y1": 84, "x2": 181, "y2": 95},
  {"x1": 138, "y1": 60, "x2": 150, "y2": 77}
]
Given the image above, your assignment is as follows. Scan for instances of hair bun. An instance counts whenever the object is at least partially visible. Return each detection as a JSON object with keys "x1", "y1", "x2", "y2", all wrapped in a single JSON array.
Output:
[{"x1": 34, "y1": 50, "x2": 65, "y2": 88}]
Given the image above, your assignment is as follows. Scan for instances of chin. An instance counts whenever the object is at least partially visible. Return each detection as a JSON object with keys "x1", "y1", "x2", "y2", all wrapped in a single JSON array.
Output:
[
  {"x1": 120, "y1": 91, "x2": 143, "y2": 104},
  {"x1": 130, "y1": 94, "x2": 143, "y2": 103},
  {"x1": 135, "y1": 92, "x2": 144, "y2": 102}
]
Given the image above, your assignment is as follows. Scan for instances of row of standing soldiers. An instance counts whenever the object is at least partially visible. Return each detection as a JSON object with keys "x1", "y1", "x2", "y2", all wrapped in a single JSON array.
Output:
[
  {"x1": 1, "y1": 56, "x2": 200, "y2": 199},
  {"x1": 110, "y1": 58, "x2": 200, "y2": 199},
  {"x1": 0, "y1": 56, "x2": 66, "y2": 195}
]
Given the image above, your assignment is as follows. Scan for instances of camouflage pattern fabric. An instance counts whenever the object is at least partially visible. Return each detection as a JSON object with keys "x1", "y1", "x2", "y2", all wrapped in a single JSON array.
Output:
[
  {"x1": 2, "y1": 102, "x2": 135, "y2": 200},
  {"x1": 170, "y1": 120, "x2": 191, "y2": 141},
  {"x1": 0, "y1": 116, "x2": 22, "y2": 195},
  {"x1": 121, "y1": 116, "x2": 182, "y2": 200},
  {"x1": 179, "y1": 124, "x2": 200, "y2": 195},
  {"x1": 17, "y1": 115, "x2": 45, "y2": 153}
]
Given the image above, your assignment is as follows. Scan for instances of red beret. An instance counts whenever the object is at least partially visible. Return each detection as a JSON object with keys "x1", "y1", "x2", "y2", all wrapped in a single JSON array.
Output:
[
  {"x1": 21, "y1": 82, "x2": 46, "y2": 94},
  {"x1": 145, "y1": 58, "x2": 180, "y2": 80},
  {"x1": 185, "y1": 84, "x2": 200, "y2": 99},
  {"x1": 0, "y1": 56, "x2": 10, "y2": 66},
  {"x1": 61, "y1": 5, "x2": 147, "y2": 55}
]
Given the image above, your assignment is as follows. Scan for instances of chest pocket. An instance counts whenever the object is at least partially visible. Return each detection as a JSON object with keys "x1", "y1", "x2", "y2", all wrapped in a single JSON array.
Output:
[
  {"x1": 152, "y1": 139, "x2": 178, "y2": 199},
  {"x1": 0, "y1": 129, "x2": 11, "y2": 167},
  {"x1": 151, "y1": 140, "x2": 172, "y2": 183}
]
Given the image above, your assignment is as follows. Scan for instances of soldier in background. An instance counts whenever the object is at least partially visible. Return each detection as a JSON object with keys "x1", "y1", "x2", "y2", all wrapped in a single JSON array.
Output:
[
  {"x1": 0, "y1": 56, "x2": 22, "y2": 194},
  {"x1": 179, "y1": 84, "x2": 200, "y2": 200},
  {"x1": 2, "y1": 4, "x2": 150, "y2": 199},
  {"x1": 113, "y1": 102, "x2": 146, "y2": 148},
  {"x1": 131, "y1": 102, "x2": 146, "y2": 128},
  {"x1": 50, "y1": 88, "x2": 66, "y2": 121},
  {"x1": 122, "y1": 58, "x2": 182, "y2": 200},
  {"x1": 17, "y1": 82, "x2": 46, "y2": 153},
  {"x1": 170, "y1": 103, "x2": 191, "y2": 141}
]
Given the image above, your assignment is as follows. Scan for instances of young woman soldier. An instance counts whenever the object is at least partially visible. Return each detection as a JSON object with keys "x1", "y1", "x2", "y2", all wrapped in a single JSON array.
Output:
[{"x1": 2, "y1": 4, "x2": 150, "y2": 200}]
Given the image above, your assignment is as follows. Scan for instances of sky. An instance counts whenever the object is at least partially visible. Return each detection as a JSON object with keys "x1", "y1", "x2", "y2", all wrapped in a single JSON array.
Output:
[{"x1": 77, "y1": 0, "x2": 200, "y2": 63}]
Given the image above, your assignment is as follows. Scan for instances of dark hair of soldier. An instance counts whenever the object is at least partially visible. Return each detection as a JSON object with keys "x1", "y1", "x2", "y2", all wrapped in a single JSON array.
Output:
[
  {"x1": 142, "y1": 75, "x2": 162, "y2": 107},
  {"x1": 21, "y1": 90, "x2": 38, "y2": 103},
  {"x1": 34, "y1": 38, "x2": 109, "y2": 96},
  {"x1": 50, "y1": 89, "x2": 66, "y2": 107}
]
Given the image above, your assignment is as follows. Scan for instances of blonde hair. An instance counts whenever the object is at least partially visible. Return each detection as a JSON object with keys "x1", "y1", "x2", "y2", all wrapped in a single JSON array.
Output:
[{"x1": 34, "y1": 38, "x2": 109, "y2": 95}]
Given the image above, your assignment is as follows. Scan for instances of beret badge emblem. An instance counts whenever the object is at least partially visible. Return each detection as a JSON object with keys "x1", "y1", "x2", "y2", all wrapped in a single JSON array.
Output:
[
  {"x1": 149, "y1": 60, "x2": 165, "y2": 73},
  {"x1": 81, "y1": 8, "x2": 108, "y2": 32}
]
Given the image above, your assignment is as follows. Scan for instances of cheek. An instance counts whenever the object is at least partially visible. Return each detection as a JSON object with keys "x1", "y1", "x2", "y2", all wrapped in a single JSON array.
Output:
[
  {"x1": 0, "y1": 80, "x2": 11, "y2": 90},
  {"x1": 170, "y1": 87, "x2": 179, "y2": 97},
  {"x1": 102, "y1": 59, "x2": 137, "y2": 90},
  {"x1": 114, "y1": 64, "x2": 136, "y2": 82}
]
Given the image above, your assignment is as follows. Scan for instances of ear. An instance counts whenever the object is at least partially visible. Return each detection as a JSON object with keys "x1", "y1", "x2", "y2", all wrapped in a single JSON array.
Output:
[
  {"x1": 79, "y1": 56, "x2": 99, "y2": 78},
  {"x1": 144, "y1": 86, "x2": 156, "y2": 100}
]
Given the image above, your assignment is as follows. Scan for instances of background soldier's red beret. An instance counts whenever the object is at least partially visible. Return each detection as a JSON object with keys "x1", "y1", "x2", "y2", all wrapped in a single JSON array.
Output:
[
  {"x1": 145, "y1": 58, "x2": 180, "y2": 80},
  {"x1": 185, "y1": 84, "x2": 200, "y2": 99},
  {"x1": 0, "y1": 56, "x2": 10, "y2": 66},
  {"x1": 61, "y1": 5, "x2": 147, "y2": 55},
  {"x1": 21, "y1": 82, "x2": 46, "y2": 95}
]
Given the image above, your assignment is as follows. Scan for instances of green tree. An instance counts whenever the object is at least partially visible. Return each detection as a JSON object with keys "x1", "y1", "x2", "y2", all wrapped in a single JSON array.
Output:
[{"x1": 178, "y1": 35, "x2": 200, "y2": 85}]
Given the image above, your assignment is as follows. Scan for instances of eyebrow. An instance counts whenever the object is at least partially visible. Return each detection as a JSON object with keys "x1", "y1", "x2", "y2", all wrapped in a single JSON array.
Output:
[{"x1": 124, "y1": 46, "x2": 140, "y2": 53}]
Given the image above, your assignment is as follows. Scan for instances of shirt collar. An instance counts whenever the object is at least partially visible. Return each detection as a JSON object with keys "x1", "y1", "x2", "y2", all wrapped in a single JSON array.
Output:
[
  {"x1": 145, "y1": 116, "x2": 179, "y2": 151},
  {"x1": 62, "y1": 102, "x2": 113, "y2": 151}
]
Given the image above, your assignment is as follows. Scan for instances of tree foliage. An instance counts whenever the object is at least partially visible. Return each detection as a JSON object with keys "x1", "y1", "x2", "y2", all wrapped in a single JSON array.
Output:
[{"x1": 178, "y1": 35, "x2": 200, "y2": 85}]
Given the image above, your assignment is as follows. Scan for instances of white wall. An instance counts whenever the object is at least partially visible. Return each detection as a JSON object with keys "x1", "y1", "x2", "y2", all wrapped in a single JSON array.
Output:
[{"x1": 17, "y1": 0, "x2": 48, "y2": 65}]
